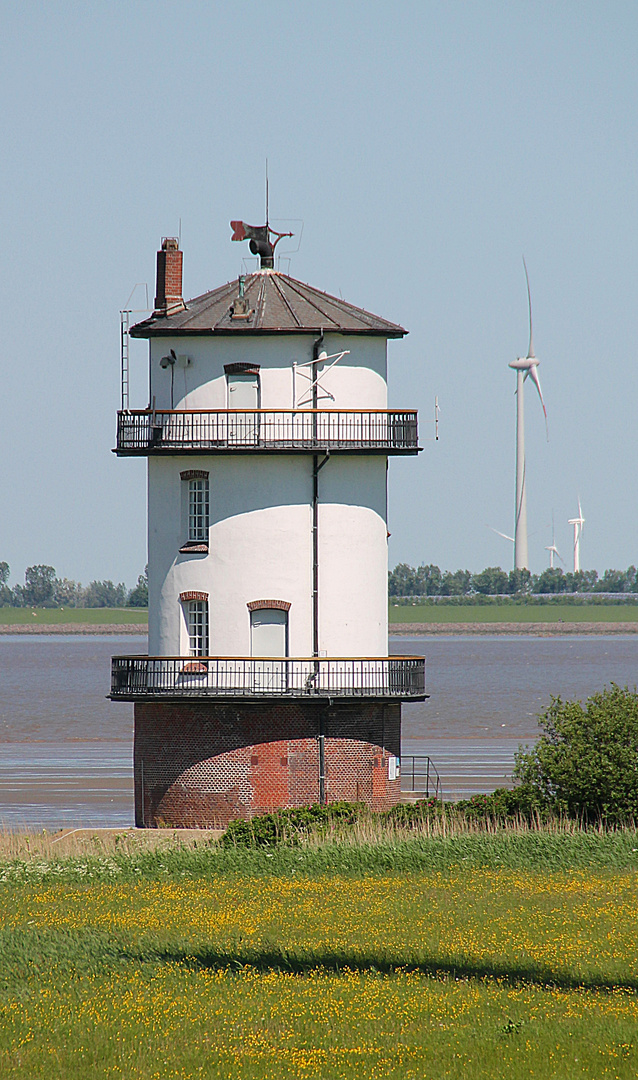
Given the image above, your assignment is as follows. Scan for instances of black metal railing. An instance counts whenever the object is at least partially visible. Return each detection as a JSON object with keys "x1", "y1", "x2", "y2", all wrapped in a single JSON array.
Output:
[
  {"x1": 110, "y1": 655, "x2": 426, "y2": 700},
  {"x1": 115, "y1": 410, "x2": 419, "y2": 455},
  {"x1": 400, "y1": 755, "x2": 442, "y2": 800}
]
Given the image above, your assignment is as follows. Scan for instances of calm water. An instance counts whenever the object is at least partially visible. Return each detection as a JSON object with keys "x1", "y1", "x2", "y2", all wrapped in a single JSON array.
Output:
[
  {"x1": 0, "y1": 633, "x2": 636, "y2": 824},
  {"x1": 397, "y1": 635, "x2": 638, "y2": 799}
]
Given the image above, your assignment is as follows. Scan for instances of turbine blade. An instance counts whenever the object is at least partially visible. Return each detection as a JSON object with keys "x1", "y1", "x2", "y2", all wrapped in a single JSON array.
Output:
[
  {"x1": 527, "y1": 364, "x2": 549, "y2": 439},
  {"x1": 527, "y1": 365, "x2": 546, "y2": 416},
  {"x1": 490, "y1": 526, "x2": 515, "y2": 543},
  {"x1": 523, "y1": 256, "x2": 534, "y2": 358}
]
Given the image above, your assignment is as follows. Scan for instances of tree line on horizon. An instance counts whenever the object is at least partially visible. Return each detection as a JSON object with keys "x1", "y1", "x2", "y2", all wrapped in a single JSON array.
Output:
[
  {"x1": 4, "y1": 559, "x2": 637, "y2": 609},
  {"x1": 389, "y1": 562, "x2": 638, "y2": 597},
  {"x1": 0, "y1": 563, "x2": 148, "y2": 608}
]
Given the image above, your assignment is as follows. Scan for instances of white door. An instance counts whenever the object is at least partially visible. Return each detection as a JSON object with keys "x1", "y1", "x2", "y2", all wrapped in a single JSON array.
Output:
[
  {"x1": 251, "y1": 609, "x2": 288, "y2": 691},
  {"x1": 228, "y1": 372, "x2": 260, "y2": 443}
]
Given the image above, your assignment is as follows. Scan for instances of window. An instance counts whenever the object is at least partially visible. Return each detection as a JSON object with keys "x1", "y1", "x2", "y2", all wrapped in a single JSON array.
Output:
[
  {"x1": 247, "y1": 601, "x2": 291, "y2": 658},
  {"x1": 179, "y1": 471, "x2": 209, "y2": 552},
  {"x1": 187, "y1": 600, "x2": 209, "y2": 656},
  {"x1": 188, "y1": 477, "x2": 209, "y2": 542},
  {"x1": 225, "y1": 365, "x2": 260, "y2": 445}
]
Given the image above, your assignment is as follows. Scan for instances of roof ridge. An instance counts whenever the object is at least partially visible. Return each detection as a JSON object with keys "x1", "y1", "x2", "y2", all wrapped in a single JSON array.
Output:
[
  {"x1": 269, "y1": 274, "x2": 303, "y2": 328},
  {"x1": 279, "y1": 273, "x2": 401, "y2": 329},
  {"x1": 278, "y1": 276, "x2": 340, "y2": 324}
]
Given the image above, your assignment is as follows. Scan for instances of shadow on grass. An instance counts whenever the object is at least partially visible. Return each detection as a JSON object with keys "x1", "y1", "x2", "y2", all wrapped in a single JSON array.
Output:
[
  {"x1": 3, "y1": 930, "x2": 635, "y2": 995},
  {"x1": 149, "y1": 945, "x2": 638, "y2": 994}
]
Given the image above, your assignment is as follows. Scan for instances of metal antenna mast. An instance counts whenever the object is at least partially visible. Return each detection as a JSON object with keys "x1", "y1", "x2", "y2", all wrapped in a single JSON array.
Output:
[
  {"x1": 265, "y1": 158, "x2": 269, "y2": 230},
  {"x1": 120, "y1": 310, "x2": 130, "y2": 410},
  {"x1": 120, "y1": 283, "x2": 150, "y2": 411}
]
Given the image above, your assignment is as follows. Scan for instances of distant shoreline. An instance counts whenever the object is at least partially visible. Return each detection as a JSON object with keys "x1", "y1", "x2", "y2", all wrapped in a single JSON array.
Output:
[
  {"x1": 1, "y1": 622, "x2": 637, "y2": 637},
  {"x1": 390, "y1": 622, "x2": 638, "y2": 636},
  {"x1": 0, "y1": 624, "x2": 147, "y2": 635}
]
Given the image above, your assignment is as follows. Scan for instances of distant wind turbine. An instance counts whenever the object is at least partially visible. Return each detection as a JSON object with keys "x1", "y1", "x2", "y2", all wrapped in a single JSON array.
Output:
[
  {"x1": 545, "y1": 513, "x2": 564, "y2": 569},
  {"x1": 508, "y1": 259, "x2": 548, "y2": 571},
  {"x1": 568, "y1": 499, "x2": 585, "y2": 573}
]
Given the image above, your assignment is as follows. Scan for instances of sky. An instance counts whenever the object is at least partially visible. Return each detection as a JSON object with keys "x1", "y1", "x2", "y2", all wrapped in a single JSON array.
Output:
[{"x1": 1, "y1": 0, "x2": 637, "y2": 587}]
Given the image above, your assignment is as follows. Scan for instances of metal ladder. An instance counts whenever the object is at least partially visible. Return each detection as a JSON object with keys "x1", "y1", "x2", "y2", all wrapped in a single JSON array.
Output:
[{"x1": 120, "y1": 310, "x2": 130, "y2": 411}]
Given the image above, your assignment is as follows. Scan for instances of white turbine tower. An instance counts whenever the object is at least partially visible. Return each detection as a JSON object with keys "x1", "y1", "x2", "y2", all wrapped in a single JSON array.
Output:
[
  {"x1": 568, "y1": 499, "x2": 585, "y2": 573},
  {"x1": 508, "y1": 260, "x2": 548, "y2": 571}
]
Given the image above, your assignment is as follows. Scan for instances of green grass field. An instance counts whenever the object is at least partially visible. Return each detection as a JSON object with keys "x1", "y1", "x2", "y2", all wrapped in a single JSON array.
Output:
[
  {"x1": 389, "y1": 603, "x2": 638, "y2": 623},
  {"x1": 0, "y1": 606, "x2": 148, "y2": 625},
  {"x1": 2, "y1": 604, "x2": 636, "y2": 628},
  {"x1": 1, "y1": 830, "x2": 638, "y2": 1078}
]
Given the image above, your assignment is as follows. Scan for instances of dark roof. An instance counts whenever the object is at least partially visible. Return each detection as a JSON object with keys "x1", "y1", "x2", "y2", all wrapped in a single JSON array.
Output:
[{"x1": 130, "y1": 270, "x2": 406, "y2": 338}]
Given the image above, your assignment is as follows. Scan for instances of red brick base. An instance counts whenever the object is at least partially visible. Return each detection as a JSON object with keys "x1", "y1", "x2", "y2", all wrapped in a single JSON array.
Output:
[{"x1": 133, "y1": 700, "x2": 402, "y2": 827}]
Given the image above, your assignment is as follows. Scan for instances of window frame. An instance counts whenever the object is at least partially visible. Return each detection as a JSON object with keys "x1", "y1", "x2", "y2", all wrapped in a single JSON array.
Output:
[
  {"x1": 186, "y1": 599, "x2": 209, "y2": 657},
  {"x1": 247, "y1": 600, "x2": 291, "y2": 658},
  {"x1": 187, "y1": 476, "x2": 209, "y2": 543},
  {"x1": 179, "y1": 470, "x2": 209, "y2": 554}
]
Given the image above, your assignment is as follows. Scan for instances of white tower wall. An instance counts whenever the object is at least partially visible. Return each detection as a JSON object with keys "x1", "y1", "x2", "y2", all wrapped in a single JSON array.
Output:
[
  {"x1": 148, "y1": 452, "x2": 388, "y2": 658},
  {"x1": 148, "y1": 333, "x2": 388, "y2": 411}
]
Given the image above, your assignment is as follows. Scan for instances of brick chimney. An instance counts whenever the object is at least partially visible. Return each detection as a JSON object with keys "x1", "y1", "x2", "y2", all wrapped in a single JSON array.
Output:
[{"x1": 154, "y1": 237, "x2": 185, "y2": 317}]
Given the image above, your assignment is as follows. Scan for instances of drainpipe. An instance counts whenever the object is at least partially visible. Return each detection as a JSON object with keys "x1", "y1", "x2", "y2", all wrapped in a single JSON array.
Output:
[
  {"x1": 318, "y1": 699, "x2": 332, "y2": 806},
  {"x1": 311, "y1": 328, "x2": 325, "y2": 659},
  {"x1": 312, "y1": 329, "x2": 329, "y2": 806},
  {"x1": 318, "y1": 721, "x2": 326, "y2": 805}
]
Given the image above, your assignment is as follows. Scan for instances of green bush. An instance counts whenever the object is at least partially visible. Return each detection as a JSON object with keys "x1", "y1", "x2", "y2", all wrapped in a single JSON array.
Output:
[
  {"x1": 220, "y1": 802, "x2": 366, "y2": 848},
  {"x1": 513, "y1": 684, "x2": 638, "y2": 823},
  {"x1": 221, "y1": 799, "x2": 454, "y2": 848},
  {"x1": 454, "y1": 787, "x2": 542, "y2": 821},
  {"x1": 384, "y1": 798, "x2": 443, "y2": 825},
  {"x1": 221, "y1": 791, "x2": 554, "y2": 849}
]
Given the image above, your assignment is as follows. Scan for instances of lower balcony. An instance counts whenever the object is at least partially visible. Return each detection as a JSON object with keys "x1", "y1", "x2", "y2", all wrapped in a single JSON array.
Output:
[
  {"x1": 110, "y1": 655, "x2": 426, "y2": 701},
  {"x1": 114, "y1": 410, "x2": 420, "y2": 455}
]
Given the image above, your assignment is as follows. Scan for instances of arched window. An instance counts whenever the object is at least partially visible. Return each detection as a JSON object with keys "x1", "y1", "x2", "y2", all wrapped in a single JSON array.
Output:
[
  {"x1": 180, "y1": 591, "x2": 209, "y2": 656},
  {"x1": 180, "y1": 470, "x2": 209, "y2": 551},
  {"x1": 247, "y1": 600, "x2": 290, "y2": 658}
]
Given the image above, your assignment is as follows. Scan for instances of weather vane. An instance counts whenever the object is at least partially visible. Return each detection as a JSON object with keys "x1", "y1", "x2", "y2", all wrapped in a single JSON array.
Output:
[
  {"x1": 231, "y1": 162, "x2": 293, "y2": 269},
  {"x1": 230, "y1": 220, "x2": 293, "y2": 269}
]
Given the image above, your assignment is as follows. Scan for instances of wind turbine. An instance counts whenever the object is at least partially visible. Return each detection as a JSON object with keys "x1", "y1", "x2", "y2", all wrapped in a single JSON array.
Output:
[
  {"x1": 508, "y1": 259, "x2": 548, "y2": 571},
  {"x1": 568, "y1": 499, "x2": 585, "y2": 573},
  {"x1": 545, "y1": 513, "x2": 564, "y2": 569}
]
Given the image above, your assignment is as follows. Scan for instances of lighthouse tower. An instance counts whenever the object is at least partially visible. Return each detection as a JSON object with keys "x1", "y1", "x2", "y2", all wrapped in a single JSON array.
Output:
[{"x1": 112, "y1": 223, "x2": 425, "y2": 827}]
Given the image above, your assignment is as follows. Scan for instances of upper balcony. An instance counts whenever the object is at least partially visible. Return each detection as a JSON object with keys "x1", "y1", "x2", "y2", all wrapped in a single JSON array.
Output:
[{"x1": 114, "y1": 409, "x2": 420, "y2": 456}]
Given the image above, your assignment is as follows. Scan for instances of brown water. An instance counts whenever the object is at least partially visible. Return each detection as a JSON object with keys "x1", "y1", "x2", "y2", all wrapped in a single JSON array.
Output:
[
  {"x1": 0, "y1": 635, "x2": 145, "y2": 828},
  {"x1": 398, "y1": 634, "x2": 638, "y2": 798},
  {"x1": 0, "y1": 633, "x2": 636, "y2": 824}
]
